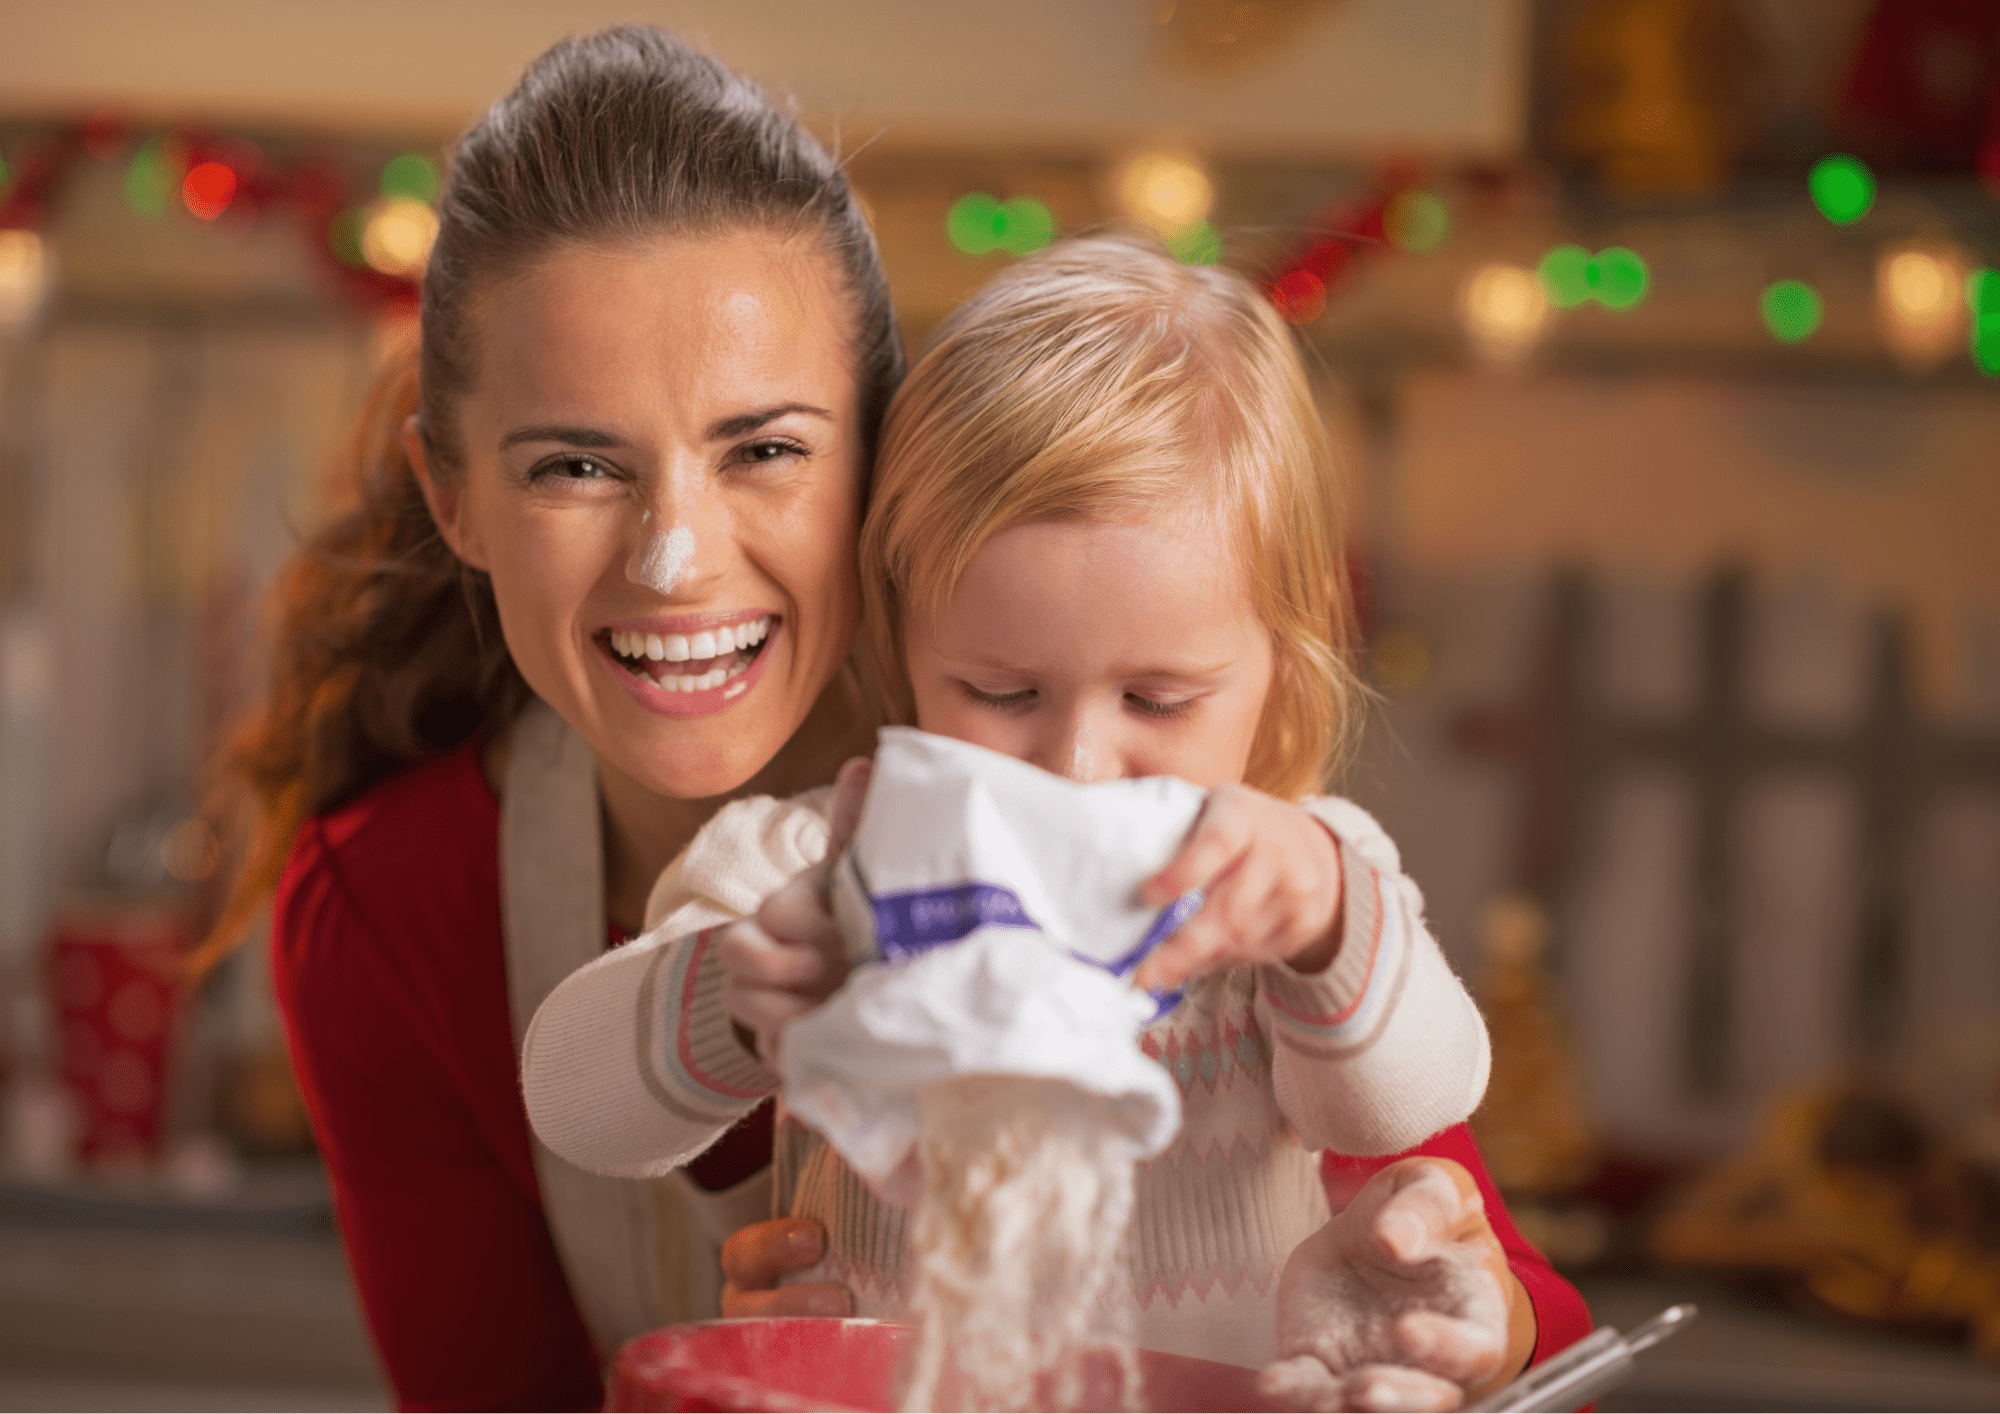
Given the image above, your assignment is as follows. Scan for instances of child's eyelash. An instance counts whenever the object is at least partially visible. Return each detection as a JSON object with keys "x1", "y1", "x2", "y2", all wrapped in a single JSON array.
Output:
[
  {"x1": 959, "y1": 682, "x2": 1035, "y2": 710},
  {"x1": 1125, "y1": 693, "x2": 1192, "y2": 720}
]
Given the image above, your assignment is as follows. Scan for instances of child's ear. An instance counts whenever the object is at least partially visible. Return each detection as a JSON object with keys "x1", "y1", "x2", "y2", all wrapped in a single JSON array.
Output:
[{"x1": 404, "y1": 416, "x2": 489, "y2": 570}]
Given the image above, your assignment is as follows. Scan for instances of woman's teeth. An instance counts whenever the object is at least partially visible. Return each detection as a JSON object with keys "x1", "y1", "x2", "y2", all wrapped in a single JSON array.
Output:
[{"x1": 606, "y1": 616, "x2": 771, "y2": 692}]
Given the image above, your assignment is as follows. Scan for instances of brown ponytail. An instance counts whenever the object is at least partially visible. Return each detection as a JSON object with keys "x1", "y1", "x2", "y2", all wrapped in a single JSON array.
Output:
[{"x1": 198, "y1": 25, "x2": 901, "y2": 969}]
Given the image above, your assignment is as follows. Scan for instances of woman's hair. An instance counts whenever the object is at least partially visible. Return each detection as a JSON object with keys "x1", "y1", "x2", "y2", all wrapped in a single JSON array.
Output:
[
  {"x1": 858, "y1": 229, "x2": 1358, "y2": 801},
  {"x1": 198, "y1": 26, "x2": 902, "y2": 968}
]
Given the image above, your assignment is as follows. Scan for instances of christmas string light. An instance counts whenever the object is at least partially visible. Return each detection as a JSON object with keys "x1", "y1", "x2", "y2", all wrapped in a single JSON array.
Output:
[
  {"x1": 0, "y1": 116, "x2": 443, "y2": 315},
  {"x1": 182, "y1": 161, "x2": 237, "y2": 221},
  {"x1": 1968, "y1": 269, "x2": 1999, "y2": 377},
  {"x1": 1875, "y1": 243, "x2": 1966, "y2": 373},
  {"x1": 1809, "y1": 154, "x2": 1875, "y2": 226},
  {"x1": 1536, "y1": 245, "x2": 1648, "y2": 310},
  {"x1": 1257, "y1": 163, "x2": 1446, "y2": 327},
  {"x1": 946, "y1": 193, "x2": 1055, "y2": 257},
  {"x1": 1383, "y1": 190, "x2": 1449, "y2": 252},
  {"x1": 1762, "y1": 279, "x2": 1823, "y2": 344}
]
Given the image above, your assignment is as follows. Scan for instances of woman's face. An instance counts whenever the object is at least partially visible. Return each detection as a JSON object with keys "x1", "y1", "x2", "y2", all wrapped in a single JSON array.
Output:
[{"x1": 427, "y1": 232, "x2": 865, "y2": 802}]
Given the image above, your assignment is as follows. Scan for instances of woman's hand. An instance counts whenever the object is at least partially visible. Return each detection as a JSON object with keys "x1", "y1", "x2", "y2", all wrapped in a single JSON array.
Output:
[
  {"x1": 1259, "y1": 1159, "x2": 1536, "y2": 1413},
  {"x1": 1131, "y1": 786, "x2": 1345, "y2": 993},
  {"x1": 719, "y1": 1217, "x2": 855, "y2": 1318},
  {"x1": 718, "y1": 757, "x2": 872, "y2": 1066}
]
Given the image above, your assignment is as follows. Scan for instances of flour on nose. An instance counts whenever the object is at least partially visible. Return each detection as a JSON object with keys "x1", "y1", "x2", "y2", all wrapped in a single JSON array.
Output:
[
  {"x1": 1066, "y1": 733, "x2": 1096, "y2": 782},
  {"x1": 632, "y1": 526, "x2": 697, "y2": 594}
]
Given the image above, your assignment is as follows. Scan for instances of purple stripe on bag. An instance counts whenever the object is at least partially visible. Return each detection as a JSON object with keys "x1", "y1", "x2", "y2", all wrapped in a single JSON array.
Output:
[
  {"x1": 871, "y1": 881, "x2": 1039, "y2": 962},
  {"x1": 868, "y1": 879, "x2": 1200, "y2": 1020}
]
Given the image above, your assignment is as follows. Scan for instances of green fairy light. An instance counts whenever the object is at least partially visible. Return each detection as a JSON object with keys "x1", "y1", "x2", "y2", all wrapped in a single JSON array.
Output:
[
  {"x1": 947, "y1": 193, "x2": 1004, "y2": 255},
  {"x1": 1968, "y1": 269, "x2": 1999, "y2": 377},
  {"x1": 1166, "y1": 220, "x2": 1222, "y2": 265},
  {"x1": 946, "y1": 193, "x2": 1055, "y2": 258},
  {"x1": 380, "y1": 152, "x2": 441, "y2": 205},
  {"x1": 997, "y1": 197, "x2": 1053, "y2": 256},
  {"x1": 124, "y1": 136, "x2": 176, "y2": 218},
  {"x1": 1537, "y1": 245, "x2": 1593, "y2": 308},
  {"x1": 1761, "y1": 279, "x2": 1823, "y2": 344},
  {"x1": 1537, "y1": 245, "x2": 1646, "y2": 310},
  {"x1": 328, "y1": 205, "x2": 370, "y2": 268},
  {"x1": 1808, "y1": 154, "x2": 1875, "y2": 226},
  {"x1": 1385, "y1": 191, "x2": 1449, "y2": 253},
  {"x1": 1591, "y1": 247, "x2": 1648, "y2": 309}
]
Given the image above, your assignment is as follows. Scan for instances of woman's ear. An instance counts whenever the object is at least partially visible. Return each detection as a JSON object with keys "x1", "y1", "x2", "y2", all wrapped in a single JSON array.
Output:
[{"x1": 404, "y1": 415, "x2": 489, "y2": 570}]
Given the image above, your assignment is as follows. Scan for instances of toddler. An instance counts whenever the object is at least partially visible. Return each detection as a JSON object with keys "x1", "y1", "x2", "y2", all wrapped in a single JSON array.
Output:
[{"x1": 523, "y1": 232, "x2": 1491, "y2": 1374}]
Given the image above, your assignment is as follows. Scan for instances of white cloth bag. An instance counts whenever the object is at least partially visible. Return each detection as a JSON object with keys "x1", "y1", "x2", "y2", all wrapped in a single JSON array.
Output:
[{"x1": 782, "y1": 728, "x2": 1199, "y2": 1202}]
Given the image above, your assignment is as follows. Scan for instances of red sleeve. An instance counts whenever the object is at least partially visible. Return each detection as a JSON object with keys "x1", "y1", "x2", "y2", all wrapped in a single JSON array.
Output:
[
  {"x1": 1323, "y1": 1124, "x2": 1594, "y2": 1369},
  {"x1": 273, "y1": 755, "x2": 602, "y2": 1412}
]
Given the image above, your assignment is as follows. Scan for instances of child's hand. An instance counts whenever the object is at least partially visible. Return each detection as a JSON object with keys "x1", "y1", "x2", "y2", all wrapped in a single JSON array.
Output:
[
  {"x1": 1131, "y1": 785, "x2": 1344, "y2": 993},
  {"x1": 718, "y1": 757, "x2": 872, "y2": 1067},
  {"x1": 1258, "y1": 1159, "x2": 1534, "y2": 1412}
]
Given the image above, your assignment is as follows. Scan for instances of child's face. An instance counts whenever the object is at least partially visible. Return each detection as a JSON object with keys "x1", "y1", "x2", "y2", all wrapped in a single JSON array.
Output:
[{"x1": 904, "y1": 515, "x2": 1273, "y2": 787}]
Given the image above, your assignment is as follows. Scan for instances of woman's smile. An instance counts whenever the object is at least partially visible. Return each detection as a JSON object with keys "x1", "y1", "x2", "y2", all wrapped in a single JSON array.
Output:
[{"x1": 597, "y1": 612, "x2": 781, "y2": 714}]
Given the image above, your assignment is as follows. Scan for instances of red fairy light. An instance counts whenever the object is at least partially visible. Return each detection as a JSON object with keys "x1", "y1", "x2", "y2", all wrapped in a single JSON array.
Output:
[
  {"x1": 1298, "y1": 238, "x2": 1351, "y2": 287},
  {"x1": 182, "y1": 161, "x2": 237, "y2": 221},
  {"x1": 1268, "y1": 269, "x2": 1327, "y2": 325},
  {"x1": 83, "y1": 110, "x2": 129, "y2": 161},
  {"x1": 1351, "y1": 199, "x2": 1387, "y2": 245}
]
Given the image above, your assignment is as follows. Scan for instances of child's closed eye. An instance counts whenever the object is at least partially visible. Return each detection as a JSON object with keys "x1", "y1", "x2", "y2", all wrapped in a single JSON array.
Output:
[
  {"x1": 957, "y1": 681, "x2": 1036, "y2": 711},
  {"x1": 1124, "y1": 692, "x2": 1192, "y2": 720}
]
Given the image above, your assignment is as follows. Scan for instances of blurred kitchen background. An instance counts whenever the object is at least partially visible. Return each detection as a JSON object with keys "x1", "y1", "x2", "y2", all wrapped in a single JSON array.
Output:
[{"x1": 1, "y1": 1, "x2": 1998, "y2": 1409}]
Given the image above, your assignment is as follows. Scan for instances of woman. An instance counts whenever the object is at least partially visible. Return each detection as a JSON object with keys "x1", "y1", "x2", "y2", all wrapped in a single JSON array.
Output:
[{"x1": 218, "y1": 25, "x2": 1586, "y2": 1411}]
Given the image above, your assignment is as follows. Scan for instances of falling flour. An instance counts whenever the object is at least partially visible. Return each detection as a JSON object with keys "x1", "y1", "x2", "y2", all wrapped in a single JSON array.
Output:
[
  {"x1": 899, "y1": 1074, "x2": 1143, "y2": 1414},
  {"x1": 631, "y1": 525, "x2": 697, "y2": 594}
]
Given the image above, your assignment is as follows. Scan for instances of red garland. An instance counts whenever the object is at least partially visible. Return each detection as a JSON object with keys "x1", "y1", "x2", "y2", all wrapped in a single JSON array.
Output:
[
  {"x1": 1261, "y1": 163, "x2": 1407, "y2": 325},
  {"x1": 0, "y1": 114, "x2": 422, "y2": 314}
]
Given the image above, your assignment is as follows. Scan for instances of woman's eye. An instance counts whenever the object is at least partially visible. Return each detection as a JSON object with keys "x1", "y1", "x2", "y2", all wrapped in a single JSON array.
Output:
[
  {"x1": 1126, "y1": 693, "x2": 1192, "y2": 720},
  {"x1": 736, "y1": 438, "x2": 807, "y2": 467},
  {"x1": 960, "y1": 682, "x2": 1036, "y2": 711},
  {"x1": 528, "y1": 454, "x2": 615, "y2": 483}
]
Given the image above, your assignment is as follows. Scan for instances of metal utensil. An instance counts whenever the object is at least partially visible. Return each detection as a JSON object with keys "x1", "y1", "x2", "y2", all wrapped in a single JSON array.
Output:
[{"x1": 1466, "y1": 1303, "x2": 1698, "y2": 1412}]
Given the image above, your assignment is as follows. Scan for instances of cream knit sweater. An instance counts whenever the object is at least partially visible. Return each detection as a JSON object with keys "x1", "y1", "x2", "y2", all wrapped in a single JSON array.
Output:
[{"x1": 522, "y1": 791, "x2": 1488, "y2": 1369}]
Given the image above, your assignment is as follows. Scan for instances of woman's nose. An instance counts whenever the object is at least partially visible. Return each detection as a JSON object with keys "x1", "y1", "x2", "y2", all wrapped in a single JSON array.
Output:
[
  {"x1": 625, "y1": 481, "x2": 720, "y2": 597},
  {"x1": 626, "y1": 519, "x2": 697, "y2": 594}
]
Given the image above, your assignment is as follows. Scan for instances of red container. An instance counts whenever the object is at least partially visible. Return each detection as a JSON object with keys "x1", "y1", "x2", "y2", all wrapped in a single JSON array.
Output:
[
  {"x1": 47, "y1": 903, "x2": 191, "y2": 1165},
  {"x1": 607, "y1": 1318, "x2": 1279, "y2": 1413}
]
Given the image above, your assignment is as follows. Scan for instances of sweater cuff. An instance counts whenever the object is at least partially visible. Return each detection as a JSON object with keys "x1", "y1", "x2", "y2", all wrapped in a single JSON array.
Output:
[
  {"x1": 1256, "y1": 831, "x2": 1403, "y2": 1053},
  {"x1": 667, "y1": 929, "x2": 781, "y2": 1104}
]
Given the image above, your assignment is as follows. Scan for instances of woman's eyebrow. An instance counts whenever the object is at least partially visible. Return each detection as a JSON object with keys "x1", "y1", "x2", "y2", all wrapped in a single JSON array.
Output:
[
  {"x1": 706, "y1": 403, "x2": 833, "y2": 439},
  {"x1": 499, "y1": 424, "x2": 626, "y2": 450}
]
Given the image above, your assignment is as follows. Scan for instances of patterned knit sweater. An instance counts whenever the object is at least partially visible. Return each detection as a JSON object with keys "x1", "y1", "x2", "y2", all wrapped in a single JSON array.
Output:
[{"x1": 523, "y1": 792, "x2": 1489, "y2": 1368}]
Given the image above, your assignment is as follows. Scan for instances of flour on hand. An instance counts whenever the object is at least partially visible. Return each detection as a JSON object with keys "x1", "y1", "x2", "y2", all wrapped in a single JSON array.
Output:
[{"x1": 1259, "y1": 1163, "x2": 1509, "y2": 1413}]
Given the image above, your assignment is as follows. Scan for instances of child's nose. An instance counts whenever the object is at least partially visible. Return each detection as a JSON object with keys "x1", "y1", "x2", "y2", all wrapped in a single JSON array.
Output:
[{"x1": 1050, "y1": 716, "x2": 1114, "y2": 784}]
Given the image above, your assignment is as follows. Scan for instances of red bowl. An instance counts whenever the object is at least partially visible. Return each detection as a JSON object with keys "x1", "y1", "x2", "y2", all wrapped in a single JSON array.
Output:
[{"x1": 608, "y1": 1317, "x2": 1279, "y2": 1413}]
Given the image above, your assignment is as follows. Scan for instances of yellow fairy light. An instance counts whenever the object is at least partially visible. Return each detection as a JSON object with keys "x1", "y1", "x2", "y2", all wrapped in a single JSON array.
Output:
[
  {"x1": 1460, "y1": 263, "x2": 1550, "y2": 366},
  {"x1": 1114, "y1": 150, "x2": 1213, "y2": 235},
  {"x1": 0, "y1": 229, "x2": 48, "y2": 330},
  {"x1": 1876, "y1": 243, "x2": 1965, "y2": 373},
  {"x1": 361, "y1": 198, "x2": 439, "y2": 278}
]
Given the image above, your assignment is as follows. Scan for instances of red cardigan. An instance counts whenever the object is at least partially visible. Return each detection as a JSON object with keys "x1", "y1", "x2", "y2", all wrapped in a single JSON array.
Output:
[{"x1": 273, "y1": 739, "x2": 1591, "y2": 1411}]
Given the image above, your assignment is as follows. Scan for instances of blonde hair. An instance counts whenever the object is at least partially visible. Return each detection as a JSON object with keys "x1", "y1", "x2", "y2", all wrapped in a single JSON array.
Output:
[{"x1": 859, "y1": 229, "x2": 1359, "y2": 800}]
